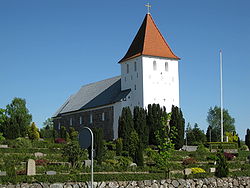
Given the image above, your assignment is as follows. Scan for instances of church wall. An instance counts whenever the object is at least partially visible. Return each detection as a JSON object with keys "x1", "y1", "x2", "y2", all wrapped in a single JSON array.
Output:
[
  {"x1": 142, "y1": 56, "x2": 179, "y2": 112},
  {"x1": 120, "y1": 57, "x2": 143, "y2": 109},
  {"x1": 53, "y1": 105, "x2": 115, "y2": 140}
]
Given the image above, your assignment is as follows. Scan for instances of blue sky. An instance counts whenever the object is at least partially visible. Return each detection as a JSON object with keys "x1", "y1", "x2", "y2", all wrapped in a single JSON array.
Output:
[{"x1": 0, "y1": 0, "x2": 249, "y2": 139}]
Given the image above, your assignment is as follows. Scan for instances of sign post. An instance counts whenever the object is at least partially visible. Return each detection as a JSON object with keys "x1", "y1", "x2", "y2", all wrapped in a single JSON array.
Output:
[{"x1": 79, "y1": 127, "x2": 94, "y2": 188}]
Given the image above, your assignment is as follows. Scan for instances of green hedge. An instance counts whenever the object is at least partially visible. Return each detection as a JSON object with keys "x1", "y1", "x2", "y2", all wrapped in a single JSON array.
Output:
[{"x1": 0, "y1": 173, "x2": 165, "y2": 184}]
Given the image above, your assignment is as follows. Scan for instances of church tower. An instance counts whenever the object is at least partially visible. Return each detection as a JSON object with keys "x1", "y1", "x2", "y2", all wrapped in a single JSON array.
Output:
[{"x1": 119, "y1": 13, "x2": 180, "y2": 112}]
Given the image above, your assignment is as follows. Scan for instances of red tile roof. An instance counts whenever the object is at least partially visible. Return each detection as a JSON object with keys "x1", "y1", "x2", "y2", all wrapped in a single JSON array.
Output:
[{"x1": 119, "y1": 14, "x2": 180, "y2": 63}]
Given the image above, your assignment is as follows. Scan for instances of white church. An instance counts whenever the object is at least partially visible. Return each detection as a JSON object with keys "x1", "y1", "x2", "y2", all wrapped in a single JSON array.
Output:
[{"x1": 52, "y1": 13, "x2": 180, "y2": 140}]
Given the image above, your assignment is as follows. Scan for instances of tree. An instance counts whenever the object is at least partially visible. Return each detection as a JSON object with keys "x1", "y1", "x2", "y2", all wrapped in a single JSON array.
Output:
[
  {"x1": 186, "y1": 123, "x2": 206, "y2": 145},
  {"x1": 93, "y1": 128, "x2": 104, "y2": 165},
  {"x1": 169, "y1": 105, "x2": 185, "y2": 150},
  {"x1": 60, "y1": 126, "x2": 69, "y2": 141},
  {"x1": 215, "y1": 151, "x2": 229, "y2": 177},
  {"x1": 147, "y1": 104, "x2": 164, "y2": 145},
  {"x1": 69, "y1": 127, "x2": 78, "y2": 141},
  {"x1": 40, "y1": 118, "x2": 54, "y2": 138},
  {"x1": 118, "y1": 107, "x2": 134, "y2": 151},
  {"x1": 28, "y1": 122, "x2": 40, "y2": 140},
  {"x1": 116, "y1": 138, "x2": 123, "y2": 156},
  {"x1": 245, "y1": 129, "x2": 250, "y2": 150},
  {"x1": 133, "y1": 106, "x2": 148, "y2": 147},
  {"x1": 128, "y1": 129, "x2": 139, "y2": 161},
  {"x1": 206, "y1": 106, "x2": 235, "y2": 142},
  {"x1": 4, "y1": 98, "x2": 32, "y2": 139},
  {"x1": 62, "y1": 142, "x2": 85, "y2": 167}
]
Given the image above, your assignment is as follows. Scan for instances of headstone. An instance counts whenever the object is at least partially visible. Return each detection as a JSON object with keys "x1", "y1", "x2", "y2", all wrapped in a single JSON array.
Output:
[
  {"x1": 0, "y1": 145, "x2": 8, "y2": 148},
  {"x1": 27, "y1": 159, "x2": 36, "y2": 176},
  {"x1": 34, "y1": 152, "x2": 46, "y2": 158},
  {"x1": 184, "y1": 168, "x2": 192, "y2": 176},
  {"x1": 181, "y1": 146, "x2": 198, "y2": 152},
  {"x1": 0, "y1": 171, "x2": 7, "y2": 176},
  {"x1": 210, "y1": 168, "x2": 216, "y2": 173},
  {"x1": 129, "y1": 163, "x2": 137, "y2": 170},
  {"x1": 84, "y1": 160, "x2": 91, "y2": 168},
  {"x1": 46, "y1": 171, "x2": 57, "y2": 175}
]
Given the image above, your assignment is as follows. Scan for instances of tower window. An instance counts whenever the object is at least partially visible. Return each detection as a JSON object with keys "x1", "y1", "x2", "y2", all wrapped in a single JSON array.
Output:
[
  {"x1": 126, "y1": 64, "x2": 129, "y2": 74},
  {"x1": 153, "y1": 61, "x2": 157, "y2": 71},
  {"x1": 79, "y1": 116, "x2": 82, "y2": 125},
  {"x1": 134, "y1": 62, "x2": 137, "y2": 71},
  {"x1": 70, "y1": 118, "x2": 73, "y2": 126},
  {"x1": 125, "y1": 77, "x2": 126, "y2": 82},
  {"x1": 165, "y1": 62, "x2": 168, "y2": 71},
  {"x1": 102, "y1": 112, "x2": 105, "y2": 121},
  {"x1": 90, "y1": 114, "x2": 93, "y2": 124}
]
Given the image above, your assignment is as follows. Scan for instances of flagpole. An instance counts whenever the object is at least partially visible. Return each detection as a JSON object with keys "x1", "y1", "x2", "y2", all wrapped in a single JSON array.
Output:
[{"x1": 220, "y1": 50, "x2": 224, "y2": 142}]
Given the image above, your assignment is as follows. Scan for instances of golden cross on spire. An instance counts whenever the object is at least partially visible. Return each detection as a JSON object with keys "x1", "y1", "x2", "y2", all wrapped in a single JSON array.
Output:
[{"x1": 145, "y1": 3, "x2": 151, "y2": 14}]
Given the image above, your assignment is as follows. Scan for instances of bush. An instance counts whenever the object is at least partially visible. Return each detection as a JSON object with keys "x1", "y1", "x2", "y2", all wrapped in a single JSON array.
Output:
[
  {"x1": 182, "y1": 157, "x2": 196, "y2": 165},
  {"x1": 14, "y1": 137, "x2": 32, "y2": 148},
  {"x1": 115, "y1": 138, "x2": 123, "y2": 156},
  {"x1": 240, "y1": 145, "x2": 249, "y2": 151},
  {"x1": 215, "y1": 151, "x2": 229, "y2": 177},
  {"x1": 55, "y1": 138, "x2": 66, "y2": 144},
  {"x1": 191, "y1": 167, "x2": 206, "y2": 174},
  {"x1": 223, "y1": 152, "x2": 235, "y2": 160}
]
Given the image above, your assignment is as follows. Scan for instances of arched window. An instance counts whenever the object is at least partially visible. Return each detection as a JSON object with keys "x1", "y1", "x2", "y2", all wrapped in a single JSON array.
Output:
[
  {"x1": 134, "y1": 62, "x2": 137, "y2": 71},
  {"x1": 79, "y1": 116, "x2": 82, "y2": 125},
  {"x1": 153, "y1": 61, "x2": 157, "y2": 71},
  {"x1": 70, "y1": 118, "x2": 73, "y2": 126},
  {"x1": 165, "y1": 62, "x2": 168, "y2": 71}
]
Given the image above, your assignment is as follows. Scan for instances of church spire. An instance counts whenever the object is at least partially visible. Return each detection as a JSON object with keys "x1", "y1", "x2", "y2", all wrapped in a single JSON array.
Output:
[{"x1": 119, "y1": 14, "x2": 180, "y2": 63}]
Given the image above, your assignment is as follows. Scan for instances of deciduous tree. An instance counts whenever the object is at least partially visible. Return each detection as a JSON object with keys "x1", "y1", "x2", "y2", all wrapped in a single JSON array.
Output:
[{"x1": 206, "y1": 106, "x2": 235, "y2": 142}]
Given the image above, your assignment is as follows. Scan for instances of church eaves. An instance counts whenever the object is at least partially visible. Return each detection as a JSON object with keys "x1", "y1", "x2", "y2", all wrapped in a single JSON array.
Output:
[{"x1": 119, "y1": 14, "x2": 180, "y2": 63}]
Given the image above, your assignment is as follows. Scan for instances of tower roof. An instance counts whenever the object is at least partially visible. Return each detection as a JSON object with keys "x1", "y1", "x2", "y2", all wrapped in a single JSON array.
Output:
[{"x1": 119, "y1": 14, "x2": 180, "y2": 63}]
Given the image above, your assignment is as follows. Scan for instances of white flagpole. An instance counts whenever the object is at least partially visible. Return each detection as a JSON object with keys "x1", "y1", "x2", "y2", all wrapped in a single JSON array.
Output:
[{"x1": 220, "y1": 50, "x2": 224, "y2": 142}]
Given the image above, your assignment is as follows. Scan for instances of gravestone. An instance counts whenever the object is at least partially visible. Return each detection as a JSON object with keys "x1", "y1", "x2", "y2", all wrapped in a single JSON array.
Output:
[
  {"x1": 34, "y1": 152, "x2": 46, "y2": 158},
  {"x1": 0, "y1": 171, "x2": 7, "y2": 176},
  {"x1": 46, "y1": 171, "x2": 57, "y2": 175},
  {"x1": 27, "y1": 159, "x2": 36, "y2": 176},
  {"x1": 84, "y1": 160, "x2": 91, "y2": 168},
  {"x1": 0, "y1": 145, "x2": 8, "y2": 148},
  {"x1": 210, "y1": 168, "x2": 216, "y2": 173},
  {"x1": 184, "y1": 168, "x2": 192, "y2": 176}
]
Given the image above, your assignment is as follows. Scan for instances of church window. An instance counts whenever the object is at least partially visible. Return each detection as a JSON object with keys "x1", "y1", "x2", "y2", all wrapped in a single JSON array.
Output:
[
  {"x1": 134, "y1": 85, "x2": 136, "y2": 90},
  {"x1": 125, "y1": 77, "x2": 126, "y2": 82},
  {"x1": 165, "y1": 62, "x2": 168, "y2": 71},
  {"x1": 90, "y1": 114, "x2": 93, "y2": 124},
  {"x1": 58, "y1": 122, "x2": 61, "y2": 130},
  {"x1": 131, "y1": 75, "x2": 133, "y2": 80},
  {"x1": 102, "y1": 112, "x2": 105, "y2": 121},
  {"x1": 79, "y1": 116, "x2": 82, "y2": 125},
  {"x1": 134, "y1": 62, "x2": 137, "y2": 71},
  {"x1": 137, "y1": 72, "x2": 138, "y2": 78},
  {"x1": 153, "y1": 61, "x2": 157, "y2": 71},
  {"x1": 70, "y1": 118, "x2": 73, "y2": 126},
  {"x1": 127, "y1": 64, "x2": 129, "y2": 74}
]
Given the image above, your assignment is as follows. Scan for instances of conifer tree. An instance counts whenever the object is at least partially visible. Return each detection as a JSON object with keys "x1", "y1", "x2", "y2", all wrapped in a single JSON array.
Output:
[
  {"x1": 134, "y1": 106, "x2": 148, "y2": 147},
  {"x1": 28, "y1": 122, "x2": 40, "y2": 140},
  {"x1": 118, "y1": 107, "x2": 134, "y2": 151},
  {"x1": 93, "y1": 128, "x2": 104, "y2": 165},
  {"x1": 245, "y1": 129, "x2": 250, "y2": 150},
  {"x1": 169, "y1": 105, "x2": 185, "y2": 150}
]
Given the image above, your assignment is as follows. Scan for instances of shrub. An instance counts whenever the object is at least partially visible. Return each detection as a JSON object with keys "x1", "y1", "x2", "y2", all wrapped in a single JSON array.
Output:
[
  {"x1": 182, "y1": 157, "x2": 196, "y2": 165},
  {"x1": 35, "y1": 159, "x2": 49, "y2": 166},
  {"x1": 115, "y1": 138, "x2": 123, "y2": 156},
  {"x1": 223, "y1": 152, "x2": 235, "y2": 160},
  {"x1": 55, "y1": 138, "x2": 66, "y2": 144},
  {"x1": 191, "y1": 167, "x2": 206, "y2": 174},
  {"x1": 240, "y1": 145, "x2": 249, "y2": 151},
  {"x1": 215, "y1": 152, "x2": 229, "y2": 177},
  {"x1": 14, "y1": 137, "x2": 32, "y2": 148}
]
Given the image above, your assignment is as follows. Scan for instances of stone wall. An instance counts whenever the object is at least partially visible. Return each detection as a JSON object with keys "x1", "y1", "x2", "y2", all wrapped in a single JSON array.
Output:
[{"x1": 1, "y1": 177, "x2": 250, "y2": 188}]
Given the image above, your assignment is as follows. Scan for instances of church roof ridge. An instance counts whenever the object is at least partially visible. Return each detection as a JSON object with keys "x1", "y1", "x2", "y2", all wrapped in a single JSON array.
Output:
[{"x1": 119, "y1": 14, "x2": 180, "y2": 63}]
